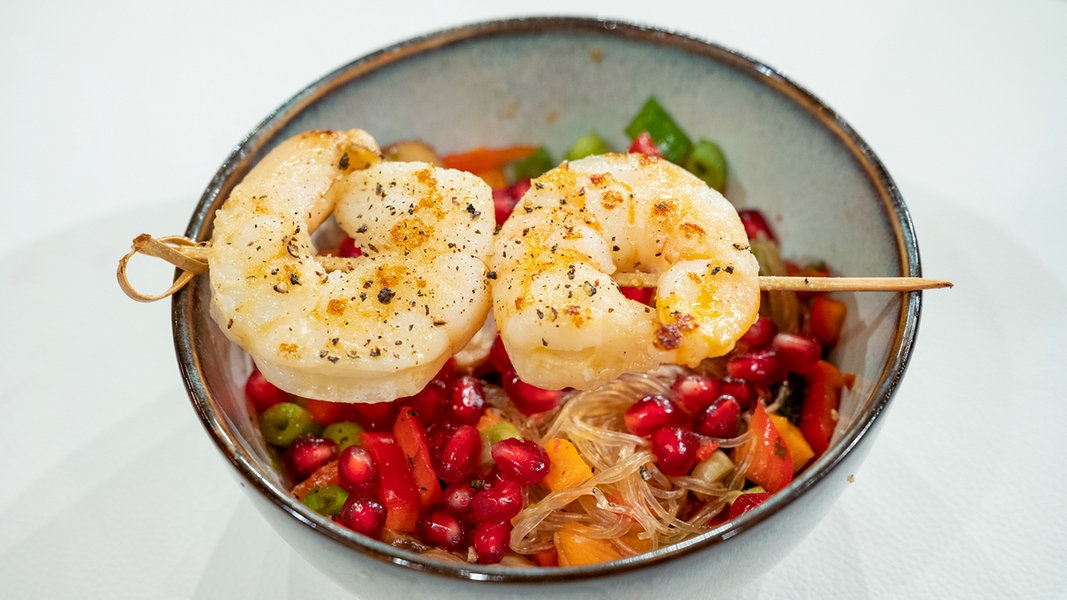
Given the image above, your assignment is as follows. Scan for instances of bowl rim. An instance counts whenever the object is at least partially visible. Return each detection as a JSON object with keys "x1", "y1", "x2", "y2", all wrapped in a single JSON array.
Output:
[{"x1": 173, "y1": 15, "x2": 922, "y2": 584}]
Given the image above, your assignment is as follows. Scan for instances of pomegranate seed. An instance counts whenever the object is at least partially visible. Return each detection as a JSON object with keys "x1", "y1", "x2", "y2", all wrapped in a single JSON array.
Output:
[
  {"x1": 448, "y1": 376, "x2": 486, "y2": 425},
  {"x1": 624, "y1": 394, "x2": 681, "y2": 437},
  {"x1": 722, "y1": 378, "x2": 757, "y2": 410},
  {"x1": 738, "y1": 209, "x2": 778, "y2": 243},
  {"x1": 480, "y1": 465, "x2": 508, "y2": 489},
  {"x1": 771, "y1": 332, "x2": 822, "y2": 374},
  {"x1": 487, "y1": 335, "x2": 514, "y2": 374},
  {"x1": 491, "y1": 438, "x2": 550, "y2": 486},
  {"x1": 726, "y1": 349, "x2": 786, "y2": 385},
  {"x1": 337, "y1": 236, "x2": 362, "y2": 258},
  {"x1": 473, "y1": 520, "x2": 512, "y2": 564},
  {"x1": 337, "y1": 445, "x2": 378, "y2": 495},
  {"x1": 417, "y1": 508, "x2": 470, "y2": 552},
  {"x1": 336, "y1": 496, "x2": 386, "y2": 538},
  {"x1": 736, "y1": 316, "x2": 778, "y2": 352},
  {"x1": 693, "y1": 395, "x2": 741, "y2": 438},
  {"x1": 650, "y1": 425, "x2": 700, "y2": 477},
  {"x1": 428, "y1": 423, "x2": 482, "y2": 483},
  {"x1": 349, "y1": 400, "x2": 399, "y2": 432},
  {"x1": 284, "y1": 436, "x2": 337, "y2": 480},
  {"x1": 442, "y1": 482, "x2": 476, "y2": 515},
  {"x1": 401, "y1": 377, "x2": 448, "y2": 424},
  {"x1": 671, "y1": 374, "x2": 723, "y2": 414},
  {"x1": 502, "y1": 370, "x2": 562, "y2": 415},
  {"x1": 245, "y1": 369, "x2": 288, "y2": 411},
  {"x1": 472, "y1": 479, "x2": 524, "y2": 523}
]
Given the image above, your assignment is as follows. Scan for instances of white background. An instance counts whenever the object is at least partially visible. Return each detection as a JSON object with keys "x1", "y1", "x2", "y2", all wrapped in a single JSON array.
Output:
[{"x1": 2, "y1": 0, "x2": 1065, "y2": 597}]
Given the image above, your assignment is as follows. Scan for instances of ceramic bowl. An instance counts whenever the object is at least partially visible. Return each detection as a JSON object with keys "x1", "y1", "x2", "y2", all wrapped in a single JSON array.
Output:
[{"x1": 174, "y1": 16, "x2": 922, "y2": 599}]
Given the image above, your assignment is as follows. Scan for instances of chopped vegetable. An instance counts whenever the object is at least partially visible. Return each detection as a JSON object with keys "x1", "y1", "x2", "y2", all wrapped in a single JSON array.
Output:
[
  {"x1": 624, "y1": 97, "x2": 692, "y2": 163},
  {"x1": 321, "y1": 421, "x2": 363, "y2": 451},
  {"x1": 799, "y1": 360, "x2": 844, "y2": 457},
  {"x1": 809, "y1": 295, "x2": 847, "y2": 347},
  {"x1": 302, "y1": 484, "x2": 349, "y2": 516},
  {"x1": 627, "y1": 131, "x2": 661, "y2": 156},
  {"x1": 769, "y1": 413, "x2": 815, "y2": 473},
  {"x1": 555, "y1": 522, "x2": 623, "y2": 566},
  {"x1": 735, "y1": 403, "x2": 793, "y2": 493},
  {"x1": 292, "y1": 460, "x2": 339, "y2": 500},
  {"x1": 360, "y1": 432, "x2": 421, "y2": 533},
  {"x1": 510, "y1": 146, "x2": 554, "y2": 180},
  {"x1": 565, "y1": 132, "x2": 612, "y2": 161},
  {"x1": 542, "y1": 437, "x2": 593, "y2": 492},
  {"x1": 441, "y1": 145, "x2": 539, "y2": 173},
  {"x1": 684, "y1": 138, "x2": 728, "y2": 192},
  {"x1": 728, "y1": 490, "x2": 772, "y2": 519},
  {"x1": 259, "y1": 402, "x2": 320, "y2": 447},
  {"x1": 392, "y1": 408, "x2": 443, "y2": 508},
  {"x1": 305, "y1": 398, "x2": 358, "y2": 425}
]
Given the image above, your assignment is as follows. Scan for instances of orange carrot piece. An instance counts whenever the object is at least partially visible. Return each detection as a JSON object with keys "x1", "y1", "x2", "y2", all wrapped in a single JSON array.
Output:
[
  {"x1": 292, "y1": 460, "x2": 339, "y2": 500},
  {"x1": 441, "y1": 145, "x2": 538, "y2": 173},
  {"x1": 555, "y1": 522, "x2": 623, "y2": 566},
  {"x1": 542, "y1": 438, "x2": 593, "y2": 492}
]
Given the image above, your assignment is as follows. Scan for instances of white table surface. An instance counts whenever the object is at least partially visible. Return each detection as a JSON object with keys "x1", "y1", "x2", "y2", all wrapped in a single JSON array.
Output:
[{"x1": 3, "y1": 0, "x2": 1065, "y2": 597}]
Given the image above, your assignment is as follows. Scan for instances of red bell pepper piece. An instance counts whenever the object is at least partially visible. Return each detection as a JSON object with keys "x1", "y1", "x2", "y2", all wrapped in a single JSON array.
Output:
[
  {"x1": 809, "y1": 295, "x2": 847, "y2": 347},
  {"x1": 392, "y1": 408, "x2": 443, "y2": 509},
  {"x1": 359, "y1": 432, "x2": 421, "y2": 533},
  {"x1": 799, "y1": 360, "x2": 844, "y2": 457},
  {"x1": 305, "y1": 398, "x2": 360, "y2": 426},
  {"x1": 735, "y1": 403, "x2": 793, "y2": 493},
  {"x1": 628, "y1": 131, "x2": 662, "y2": 157},
  {"x1": 728, "y1": 491, "x2": 772, "y2": 519}
]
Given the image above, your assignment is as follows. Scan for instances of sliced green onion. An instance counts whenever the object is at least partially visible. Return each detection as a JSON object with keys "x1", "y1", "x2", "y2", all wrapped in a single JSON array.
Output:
[
  {"x1": 624, "y1": 97, "x2": 692, "y2": 164},
  {"x1": 302, "y1": 484, "x2": 349, "y2": 516},
  {"x1": 511, "y1": 146, "x2": 554, "y2": 180},
  {"x1": 565, "y1": 132, "x2": 612, "y2": 161},
  {"x1": 259, "y1": 402, "x2": 319, "y2": 447},
  {"x1": 322, "y1": 421, "x2": 364, "y2": 451},
  {"x1": 482, "y1": 421, "x2": 522, "y2": 446},
  {"x1": 684, "y1": 139, "x2": 728, "y2": 192}
]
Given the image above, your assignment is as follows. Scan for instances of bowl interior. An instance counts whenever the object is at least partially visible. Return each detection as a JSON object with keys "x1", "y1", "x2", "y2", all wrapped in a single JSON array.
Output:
[{"x1": 174, "y1": 16, "x2": 920, "y2": 584}]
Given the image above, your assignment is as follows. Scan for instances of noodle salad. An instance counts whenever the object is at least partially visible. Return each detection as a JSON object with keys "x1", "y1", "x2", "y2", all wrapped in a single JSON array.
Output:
[{"x1": 246, "y1": 98, "x2": 848, "y2": 567}]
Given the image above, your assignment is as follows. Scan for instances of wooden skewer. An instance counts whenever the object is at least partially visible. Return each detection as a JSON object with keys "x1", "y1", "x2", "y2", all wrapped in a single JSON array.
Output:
[
  {"x1": 614, "y1": 272, "x2": 952, "y2": 291},
  {"x1": 117, "y1": 234, "x2": 953, "y2": 302}
]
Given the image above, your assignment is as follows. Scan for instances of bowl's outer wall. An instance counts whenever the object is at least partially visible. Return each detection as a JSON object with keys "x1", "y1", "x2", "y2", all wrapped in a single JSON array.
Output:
[{"x1": 176, "y1": 17, "x2": 919, "y2": 591}]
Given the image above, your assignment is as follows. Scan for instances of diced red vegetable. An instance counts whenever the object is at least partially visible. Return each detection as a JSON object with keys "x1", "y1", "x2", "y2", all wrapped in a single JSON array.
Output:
[
  {"x1": 809, "y1": 295, "x2": 847, "y2": 347},
  {"x1": 738, "y1": 208, "x2": 778, "y2": 243},
  {"x1": 728, "y1": 491, "x2": 772, "y2": 519},
  {"x1": 799, "y1": 360, "x2": 844, "y2": 457},
  {"x1": 359, "y1": 432, "x2": 421, "y2": 533},
  {"x1": 735, "y1": 403, "x2": 793, "y2": 493},
  {"x1": 392, "y1": 408, "x2": 443, "y2": 508},
  {"x1": 305, "y1": 398, "x2": 360, "y2": 426},
  {"x1": 628, "y1": 131, "x2": 662, "y2": 157}
]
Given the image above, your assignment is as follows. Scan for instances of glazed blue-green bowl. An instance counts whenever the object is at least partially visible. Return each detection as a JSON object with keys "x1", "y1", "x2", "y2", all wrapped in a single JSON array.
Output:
[{"x1": 175, "y1": 16, "x2": 921, "y2": 599}]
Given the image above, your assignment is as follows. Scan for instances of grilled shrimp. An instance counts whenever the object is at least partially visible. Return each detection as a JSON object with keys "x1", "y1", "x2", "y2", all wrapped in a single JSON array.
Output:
[
  {"x1": 489, "y1": 153, "x2": 760, "y2": 390},
  {"x1": 208, "y1": 129, "x2": 494, "y2": 403}
]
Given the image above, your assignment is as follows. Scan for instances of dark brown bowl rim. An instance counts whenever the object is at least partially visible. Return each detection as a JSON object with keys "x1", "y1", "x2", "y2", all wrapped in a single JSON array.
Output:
[{"x1": 172, "y1": 15, "x2": 922, "y2": 584}]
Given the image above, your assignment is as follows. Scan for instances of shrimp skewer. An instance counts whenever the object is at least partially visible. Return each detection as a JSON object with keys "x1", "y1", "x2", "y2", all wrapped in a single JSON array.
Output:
[
  {"x1": 490, "y1": 153, "x2": 762, "y2": 391},
  {"x1": 206, "y1": 129, "x2": 495, "y2": 403},
  {"x1": 118, "y1": 138, "x2": 949, "y2": 396}
]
